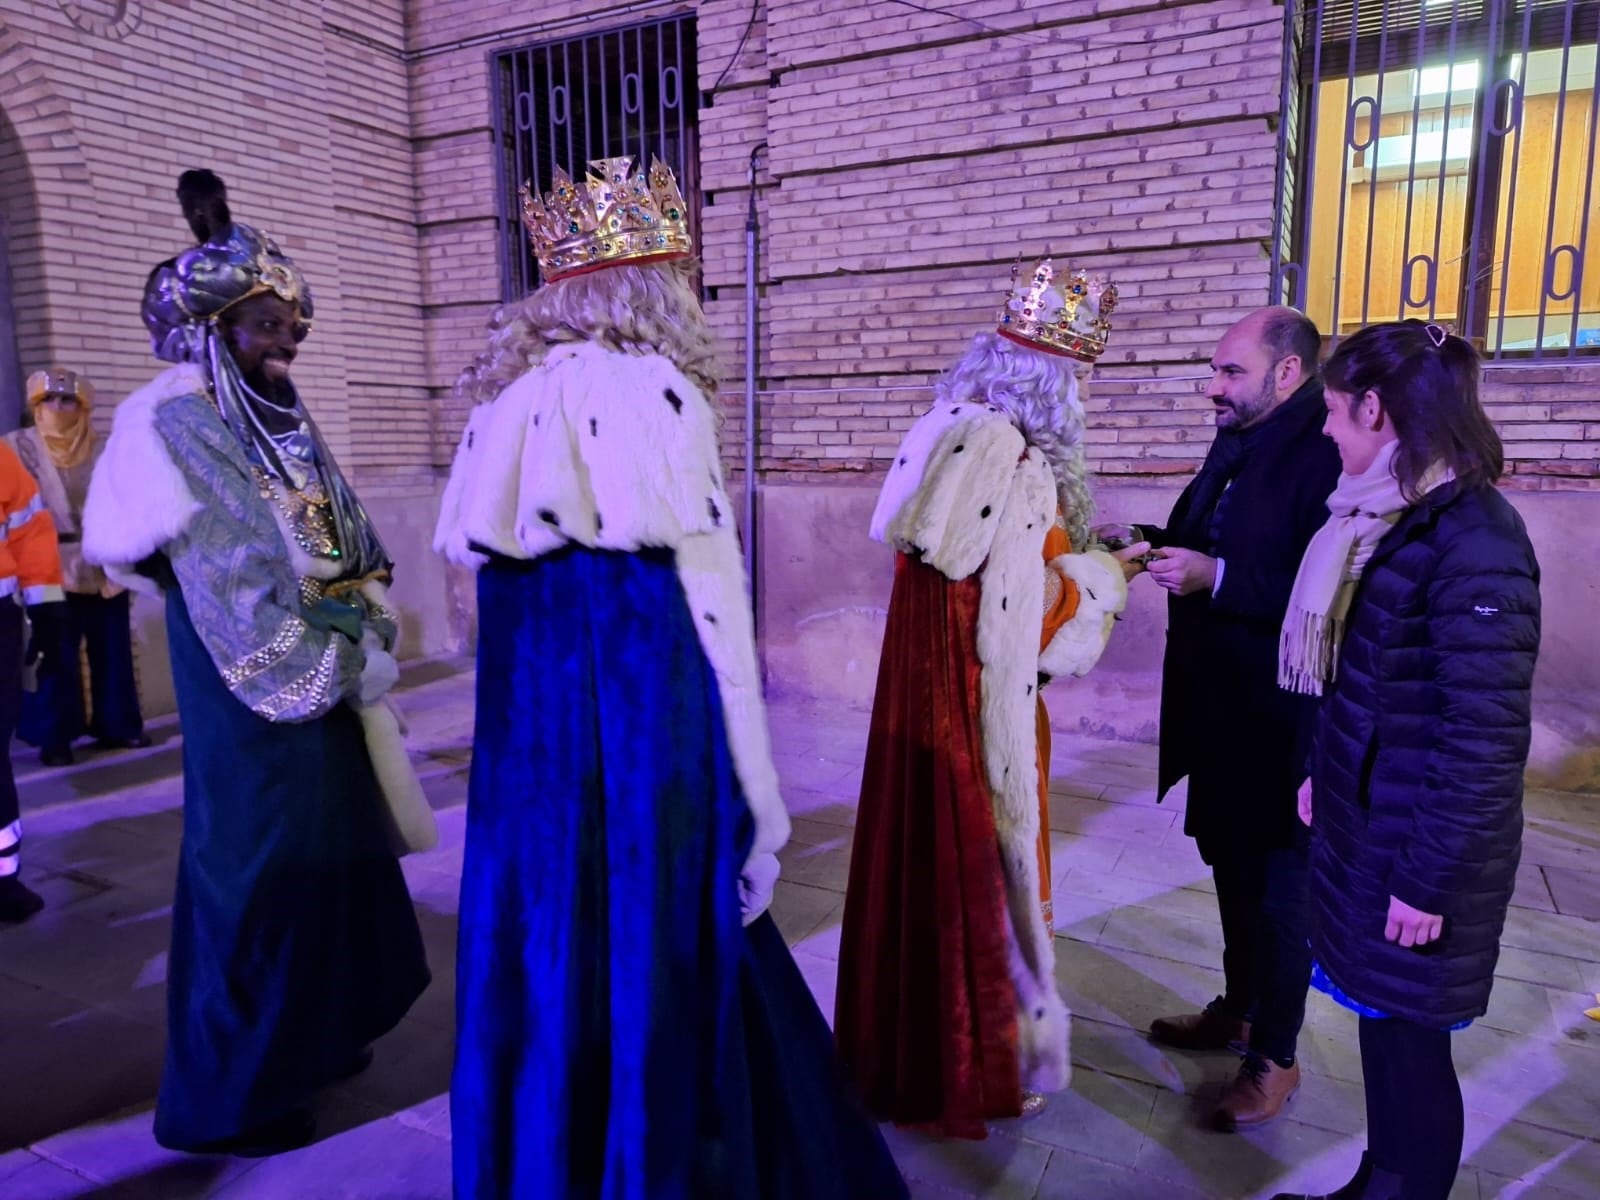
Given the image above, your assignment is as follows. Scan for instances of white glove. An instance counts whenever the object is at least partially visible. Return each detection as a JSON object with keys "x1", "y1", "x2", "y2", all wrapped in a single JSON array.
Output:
[
  {"x1": 358, "y1": 631, "x2": 401, "y2": 705},
  {"x1": 738, "y1": 852, "x2": 781, "y2": 926}
]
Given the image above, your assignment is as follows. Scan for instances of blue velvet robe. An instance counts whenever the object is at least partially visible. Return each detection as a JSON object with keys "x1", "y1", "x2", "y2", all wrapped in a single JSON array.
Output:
[
  {"x1": 153, "y1": 584, "x2": 430, "y2": 1149},
  {"x1": 453, "y1": 545, "x2": 906, "y2": 1200}
]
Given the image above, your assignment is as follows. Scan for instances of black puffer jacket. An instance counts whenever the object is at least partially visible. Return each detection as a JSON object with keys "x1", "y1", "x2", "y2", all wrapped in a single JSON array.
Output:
[{"x1": 1310, "y1": 482, "x2": 1540, "y2": 1028}]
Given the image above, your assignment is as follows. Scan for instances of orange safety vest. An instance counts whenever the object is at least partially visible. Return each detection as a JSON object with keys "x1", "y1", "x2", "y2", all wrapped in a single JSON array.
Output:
[{"x1": 0, "y1": 439, "x2": 64, "y2": 604}]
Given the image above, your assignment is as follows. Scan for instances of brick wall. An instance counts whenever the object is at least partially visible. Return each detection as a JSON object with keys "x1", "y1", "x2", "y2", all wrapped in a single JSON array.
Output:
[
  {"x1": 402, "y1": 0, "x2": 1600, "y2": 488},
  {"x1": 0, "y1": 0, "x2": 430, "y2": 481},
  {"x1": 0, "y1": 1, "x2": 452, "y2": 696}
]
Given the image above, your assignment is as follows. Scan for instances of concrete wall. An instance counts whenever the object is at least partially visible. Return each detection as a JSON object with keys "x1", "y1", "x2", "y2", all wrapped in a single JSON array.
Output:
[{"x1": 756, "y1": 476, "x2": 1600, "y2": 793}]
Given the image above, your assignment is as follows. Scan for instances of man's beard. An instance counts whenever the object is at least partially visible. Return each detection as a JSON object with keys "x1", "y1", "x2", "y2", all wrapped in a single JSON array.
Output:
[
  {"x1": 244, "y1": 367, "x2": 297, "y2": 409},
  {"x1": 1219, "y1": 374, "x2": 1277, "y2": 431}
]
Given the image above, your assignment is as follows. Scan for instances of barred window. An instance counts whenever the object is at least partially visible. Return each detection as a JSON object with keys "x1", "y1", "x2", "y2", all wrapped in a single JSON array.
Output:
[
  {"x1": 1280, "y1": 0, "x2": 1600, "y2": 357},
  {"x1": 490, "y1": 16, "x2": 700, "y2": 301}
]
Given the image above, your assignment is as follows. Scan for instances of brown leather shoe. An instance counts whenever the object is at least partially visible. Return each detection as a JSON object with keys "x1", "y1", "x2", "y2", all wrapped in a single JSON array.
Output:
[
  {"x1": 1213, "y1": 1056, "x2": 1300, "y2": 1130},
  {"x1": 1149, "y1": 1009, "x2": 1250, "y2": 1052}
]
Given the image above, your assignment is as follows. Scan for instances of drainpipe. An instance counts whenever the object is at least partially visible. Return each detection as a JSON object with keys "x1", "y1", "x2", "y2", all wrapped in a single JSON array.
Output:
[{"x1": 744, "y1": 141, "x2": 767, "y2": 624}]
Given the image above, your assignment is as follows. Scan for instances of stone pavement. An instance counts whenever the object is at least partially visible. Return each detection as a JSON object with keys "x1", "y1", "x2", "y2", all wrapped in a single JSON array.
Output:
[{"x1": 1, "y1": 660, "x2": 1597, "y2": 1199}]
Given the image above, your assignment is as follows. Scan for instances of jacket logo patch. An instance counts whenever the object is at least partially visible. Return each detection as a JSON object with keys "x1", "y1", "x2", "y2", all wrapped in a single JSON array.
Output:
[{"x1": 1473, "y1": 604, "x2": 1500, "y2": 617}]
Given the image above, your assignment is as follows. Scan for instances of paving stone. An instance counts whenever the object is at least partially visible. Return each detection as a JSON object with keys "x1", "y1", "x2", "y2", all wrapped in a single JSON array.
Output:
[
  {"x1": 1453, "y1": 1024, "x2": 1600, "y2": 1141},
  {"x1": 1047, "y1": 833, "x2": 1127, "y2": 881},
  {"x1": 999, "y1": 1065, "x2": 1158, "y2": 1166},
  {"x1": 0, "y1": 1150, "x2": 47, "y2": 1186},
  {"x1": 1512, "y1": 863, "x2": 1558, "y2": 913},
  {"x1": 1100, "y1": 780, "x2": 1182, "y2": 810},
  {"x1": 1057, "y1": 937, "x2": 1226, "y2": 1037},
  {"x1": 340, "y1": 1016, "x2": 455, "y2": 1124},
  {"x1": 209, "y1": 1113, "x2": 451, "y2": 1199},
  {"x1": 0, "y1": 1156, "x2": 98, "y2": 1199},
  {"x1": 1543, "y1": 865, "x2": 1600, "y2": 920},
  {"x1": 1036, "y1": 1146, "x2": 1211, "y2": 1200},
  {"x1": 1480, "y1": 978, "x2": 1562, "y2": 1039},
  {"x1": 1049, "y1": 793, "x2": 1177, "y2": 841},
  {"x1": 7, "y1": 672, "x2": 1597, "y2": 1198},
  {"x1": 1494, "y1": 944, "x2": 1591, "y2": 992},
  {"x1": 0, "y1": 978, "x2": 164, "y2": 1153},
  {"x1": 1065, "y1": 1016, "x2": 1216, "y2": 1096},
  {"x1": 1464, "y1": 1108, "x2": 1600, "y2": 1194},
  {"x1": 1055, "y1": 866, "x2": 1219, "y2": 925},
  {"x1": 779, "y1": 786, "x2": 859, "y2": 827},
  {"x1": 769, "y1": 877, "x2": 846, "y2": 947},
  {"x1": 1110, "y1": 839, "x2": 1211, "y2": 890},
  {"x1": 1517, "y1": 825, "x2": 1600, "y2": 873},
  {"x1": 890, "y1": 1127, "x2": 1052, "y2": 1200},
  {"x1": 1096, "y1": 905, "x2": 1226, "y2": 972},
  {"x1": 31, "y1": 1106, "x2": 254, "y2": 1194},
  {"x1": 1135, "y1": 1087, "x2": 1353, "y2": 1198},
  {"x1": 776, "y1": 838, "x2": 853, "y2": 891},
  {"x1": 1499, "y1": 905, "x2": 1600, "y2": 962},
  {"x1": 1047, "y1": 776, "x2": 1107, "y2": 802}
]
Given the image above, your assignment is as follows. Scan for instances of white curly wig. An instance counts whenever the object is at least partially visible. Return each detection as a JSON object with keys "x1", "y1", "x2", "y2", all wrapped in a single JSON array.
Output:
[
  {"x1": 454, "y1": 259, "x2": 720, "y2": 406},
  {"x1": 935, "y1": 332, "x2": 1096, "y2": 551}
]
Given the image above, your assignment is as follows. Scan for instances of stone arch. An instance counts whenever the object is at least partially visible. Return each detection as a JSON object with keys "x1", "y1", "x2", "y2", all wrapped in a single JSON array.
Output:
[{"x1": 0, "y1": 16, "x2": 99, "y2": 429}]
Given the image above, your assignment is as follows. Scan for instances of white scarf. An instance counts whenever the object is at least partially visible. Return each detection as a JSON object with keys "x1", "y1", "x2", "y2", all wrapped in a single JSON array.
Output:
[{"x1": 1278, "y1": 441, "x2": 1453, "y2": 696}]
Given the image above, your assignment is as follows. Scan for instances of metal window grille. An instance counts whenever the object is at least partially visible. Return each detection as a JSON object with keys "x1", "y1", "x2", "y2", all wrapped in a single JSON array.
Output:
[
  {"x1": 490, "y1": 16, "x2": 701, "y2": 301},
  {"x1": 1274, "y1": 0, "x2": 1600, "y2": 358}
]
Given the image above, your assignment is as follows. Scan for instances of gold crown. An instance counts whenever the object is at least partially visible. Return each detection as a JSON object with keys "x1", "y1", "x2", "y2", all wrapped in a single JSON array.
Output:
[
  {"x1": 519, "y1": 156, "x2": 692, "y2": 282},
  {"x1": 997, "y1": 259, "x2": 1118, "y2": 362}
]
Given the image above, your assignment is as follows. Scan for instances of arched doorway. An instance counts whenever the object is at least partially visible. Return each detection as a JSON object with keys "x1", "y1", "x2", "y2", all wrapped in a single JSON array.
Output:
[{"x1": 0, "y1": 105, "x2": 27, "y2": 432}]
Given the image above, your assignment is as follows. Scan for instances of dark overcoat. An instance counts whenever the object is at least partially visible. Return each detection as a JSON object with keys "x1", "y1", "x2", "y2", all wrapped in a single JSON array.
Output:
[
  {"x1": 1309, "y1": 481, "x2": 1540, "y2": 1028},
  {"x1": 1152, "y1": 380, "x2": 1341, "y2": 859}
]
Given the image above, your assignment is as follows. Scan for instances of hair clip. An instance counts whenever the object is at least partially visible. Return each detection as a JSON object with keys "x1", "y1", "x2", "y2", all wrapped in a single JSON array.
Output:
[{"x1": 1424, "y1": 323, "x2": 1448, "y2": 348}]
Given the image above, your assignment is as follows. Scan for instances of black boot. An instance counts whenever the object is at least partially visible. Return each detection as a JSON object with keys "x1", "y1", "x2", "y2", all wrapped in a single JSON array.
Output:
[
  {"x1": 1271, "y1": 1151, "x2": 1374, "y2": 1200},
  {"x1": 0, "y1": 875, "x2": 46, "y2": 923}
]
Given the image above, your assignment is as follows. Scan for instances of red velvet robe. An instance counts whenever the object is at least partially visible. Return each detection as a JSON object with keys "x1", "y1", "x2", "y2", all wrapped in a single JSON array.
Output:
[{"x1": 835, "y1": 525, "x2": 1077, "y2": 1138}]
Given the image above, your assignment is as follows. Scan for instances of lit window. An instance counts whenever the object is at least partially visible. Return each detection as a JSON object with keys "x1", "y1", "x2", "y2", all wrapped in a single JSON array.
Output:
[{"x1": 1280, "y1": 2, "x2": 1600, "y2": 358}]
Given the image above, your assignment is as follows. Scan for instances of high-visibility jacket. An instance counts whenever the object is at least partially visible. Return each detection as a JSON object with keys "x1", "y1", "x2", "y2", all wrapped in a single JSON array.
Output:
[{"x1": 0, "y1": 439, "x2": 64, "y2": 605}]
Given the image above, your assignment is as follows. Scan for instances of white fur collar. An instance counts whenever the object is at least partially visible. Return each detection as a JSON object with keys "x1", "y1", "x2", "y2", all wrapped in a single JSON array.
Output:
[
  {"x1": 441, "y1": 342, "x2": 733, "y2": 563},
  {"x1": 436, "y1": 342, "x2": 789, "y2": 861},
  {"x1": 871, "y1": 402, "x2": 1032, "y2": 583},
  {"x1": 82, "y1": 365, "x2": 208, "y2": 593}
]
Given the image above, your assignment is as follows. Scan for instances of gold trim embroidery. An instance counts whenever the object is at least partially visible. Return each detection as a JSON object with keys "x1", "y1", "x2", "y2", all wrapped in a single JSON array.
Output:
[
  {"x1": 253, "y1": 467, "x2": 342, "y2": 562},
  {"x1": 256, "y1": 638, "x2": 340, "y2": 721},
  {"x1": 222, "y1": 615, "x2": 308, "y2": 689}
]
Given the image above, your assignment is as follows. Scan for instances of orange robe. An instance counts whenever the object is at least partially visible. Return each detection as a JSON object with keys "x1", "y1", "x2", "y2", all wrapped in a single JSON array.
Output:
[{"x1": 1035, "y1": 522, "x2": 1080, "y2": 936}]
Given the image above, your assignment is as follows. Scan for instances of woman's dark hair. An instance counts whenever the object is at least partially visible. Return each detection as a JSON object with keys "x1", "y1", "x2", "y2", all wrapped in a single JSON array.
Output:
[{"x1": 1323, "y1": 319, "x2": 1503, "y2": 500}]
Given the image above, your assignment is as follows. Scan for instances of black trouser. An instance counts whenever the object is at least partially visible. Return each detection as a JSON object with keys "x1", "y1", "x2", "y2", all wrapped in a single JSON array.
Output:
[
  {"x1": 19, "y1": 590, "x2": 144, "y2": 752},
  {"x1": 1208, "y1": 843, "x2": 1312, "y2": 1063},
  {"x1": 0, "y1": 602, "x2": 24, "y2": 877},
  {"x1": 1360, "y1": 1015, "x2": 1464, "y2": 1200}
]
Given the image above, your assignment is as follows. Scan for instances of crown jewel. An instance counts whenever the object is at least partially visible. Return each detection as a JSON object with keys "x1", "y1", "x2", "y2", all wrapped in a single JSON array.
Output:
[
  {"x1": 519, "y1": 155, "x2": 692, "y2": 282},
  {"x1": 997, "y1": 259, "x2": 1118, "y2": 362}
]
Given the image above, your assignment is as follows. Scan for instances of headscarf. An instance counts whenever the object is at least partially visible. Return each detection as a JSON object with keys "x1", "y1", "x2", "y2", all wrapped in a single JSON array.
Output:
[
  {"x1": 140, "y1": 222, "x2": 389, "y2": 582},
  {"x1": 25, "y1": 367, "x2": 96, "y2": 470}
]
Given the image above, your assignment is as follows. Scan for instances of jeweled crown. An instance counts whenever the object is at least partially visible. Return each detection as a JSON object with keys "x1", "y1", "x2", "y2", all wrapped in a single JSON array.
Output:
[
  {"x1": 519, "y1": 155, "x2": 692, "y2": 282},
  {"x1": 997, "y1": 259, "x2": 1118, "y2": 362}
]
